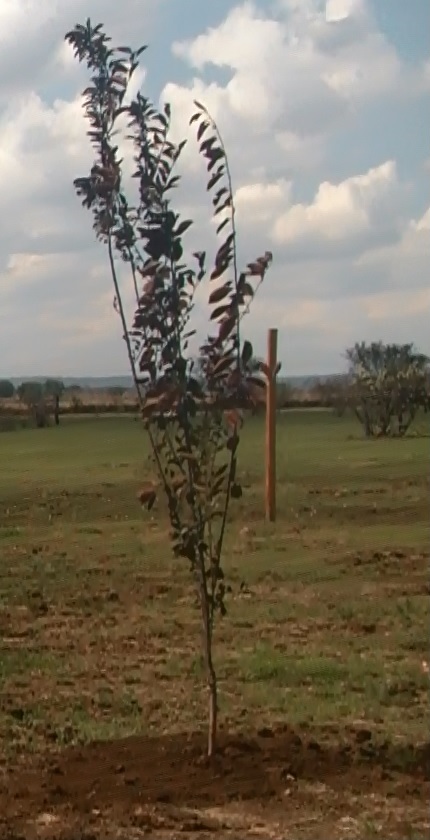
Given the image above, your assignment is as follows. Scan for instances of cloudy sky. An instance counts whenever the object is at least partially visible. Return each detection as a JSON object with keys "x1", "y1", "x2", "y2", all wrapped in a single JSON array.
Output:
[{"x1": 0, "y1": 0, "x2": 429, "y2": 378}]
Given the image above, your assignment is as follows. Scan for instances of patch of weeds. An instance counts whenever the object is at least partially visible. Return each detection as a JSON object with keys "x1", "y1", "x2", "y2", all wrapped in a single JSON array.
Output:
[
  {"x1": 68, "y1": 696, "x2": 146, "y2": 744},
  {"x1": 0, "y1": 526, "x2": 23, "y2": 540},
  {"x1": 0, "y1": 649, "x2": 64, "y2": 680},
  {"x1": 361, "y1": 817, "x2": 382, "y2": 837},
  {"x1": 336, "y1": 603, "x2": 356, "y2": 622},
  {"x1": 160, "y1": 650, "x2": 196, "y2": 680},
  {"x1": 396, "y1": 625, "x2": 429, "y2": 654},
  {"x1": 0, "y1": 701, "x2": 61, "y2": 755},
  {"x1": 238, "y1": 645, "x2": 349, "y2": 686},
  {"x1": 77, "y1": 525, "x2": 104, "y2": 535},
  {"x1": 379, "y1": 676, "x2": 428, "y2": 707}
]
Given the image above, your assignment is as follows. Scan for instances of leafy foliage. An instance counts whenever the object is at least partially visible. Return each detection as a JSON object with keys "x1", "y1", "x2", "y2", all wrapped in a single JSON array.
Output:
[
  {"x1": 0, "y1": 380, "x2": 15, "y2": 399},
  {"x1": 44, "y1": 379, "x2": 65, "y2": 398},
  {"x1": 345, "y1": 342, "x2": 430, "y2": 437},
  {"x1": 65, "y1": 19, "x2": 272, "y2": 756},
  {"x1": 17, "y1": 381, "x2": 44, "y2": 406},
  {"x1": 44, "y1": 379, "x2": 65, "y2": 425}
]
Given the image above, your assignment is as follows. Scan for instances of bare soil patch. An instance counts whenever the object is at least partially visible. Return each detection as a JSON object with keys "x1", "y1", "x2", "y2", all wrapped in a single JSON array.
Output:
[{"x1": 2, "y1": 725, "x2": 429, "y2": 838}]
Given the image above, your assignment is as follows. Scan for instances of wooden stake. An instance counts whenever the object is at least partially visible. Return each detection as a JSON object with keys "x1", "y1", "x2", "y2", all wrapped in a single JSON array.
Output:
[{"x1": 265, "y1": 328, "x2": 278, "y2": 522}]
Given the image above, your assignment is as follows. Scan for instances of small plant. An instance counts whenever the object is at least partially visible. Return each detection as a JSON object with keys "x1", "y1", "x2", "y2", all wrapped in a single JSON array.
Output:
[{"x1": 65, "y1": 20, "x2": 272, "y2": 756}]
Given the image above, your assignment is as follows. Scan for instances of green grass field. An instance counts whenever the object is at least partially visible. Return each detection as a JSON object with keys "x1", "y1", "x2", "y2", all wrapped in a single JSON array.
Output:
[{"x1": 0, "y1": 410, "x2": 429, "y2": 839}]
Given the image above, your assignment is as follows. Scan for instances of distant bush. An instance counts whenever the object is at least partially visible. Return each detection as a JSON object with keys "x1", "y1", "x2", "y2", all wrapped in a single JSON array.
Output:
[{"x1": 0, "y1": 380, "x2": 15, "y2": 398}]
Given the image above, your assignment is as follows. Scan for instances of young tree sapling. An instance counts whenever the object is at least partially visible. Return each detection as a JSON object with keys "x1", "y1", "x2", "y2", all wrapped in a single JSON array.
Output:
[{"x1": 65, "y1": 20, "x2": 272, "y2": 757}]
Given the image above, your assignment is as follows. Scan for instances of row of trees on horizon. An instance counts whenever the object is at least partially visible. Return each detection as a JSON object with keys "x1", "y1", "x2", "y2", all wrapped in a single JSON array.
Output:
[{"x1": 1, "y1": 341, "x2": 429, "y2": 439}]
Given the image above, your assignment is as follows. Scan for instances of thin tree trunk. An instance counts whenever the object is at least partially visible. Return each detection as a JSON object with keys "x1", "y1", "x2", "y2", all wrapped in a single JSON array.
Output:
[
  {"x1": 207, "y1": 652, "x2": 218, "y2": 758},
  {"x1": 198, "y1": 570, "x2": 218, "y2": 758}
]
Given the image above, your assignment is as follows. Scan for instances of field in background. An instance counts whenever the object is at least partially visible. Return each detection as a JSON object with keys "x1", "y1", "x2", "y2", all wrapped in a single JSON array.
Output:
[
  {"x1": 0, "y1": 411, "x2": 429, "y2": 839},
  {"x1": 0, "y1": 388, "x2": 139, "y2": 419}
]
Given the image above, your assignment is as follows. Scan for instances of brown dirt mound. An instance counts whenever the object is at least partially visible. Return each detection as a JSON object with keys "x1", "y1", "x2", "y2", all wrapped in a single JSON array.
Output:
[{"x1": 2, "y1": 726, "x2": 429, "y2": 823}]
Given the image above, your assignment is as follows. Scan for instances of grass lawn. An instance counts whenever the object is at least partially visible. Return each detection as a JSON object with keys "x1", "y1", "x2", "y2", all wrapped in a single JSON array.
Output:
[{"x1": 0, "y1": 410, "x2": 429, "y2": 839}]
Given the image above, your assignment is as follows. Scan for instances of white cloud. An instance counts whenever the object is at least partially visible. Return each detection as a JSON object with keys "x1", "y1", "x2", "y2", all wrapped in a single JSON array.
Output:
[
  {"x1": 325, "y1": 0, "x2": 364, "y2": 24},
  {"x1": 235, "y1": 179, "x2": 292, "y2": 226},
  {"x1": 360, "y1": 288, "x2": 430, "y2": 322},
  {"x1": 412, "y1": 206, "x2": 430, "y2": 232},
  {"x1": 171, "y1": 2, "x2": 346, "y2": 138},
  {"x1": 272, "y1": 161, "x2": 403, "y2": 257},
  {"x1": 171, "y1": 0, "x2": 427, "y2": 139},
  {"x1": 0, "y1": 0, "x2": 164, "y2": 99},
  {"x1": 0, "y1": 90, "x2": 95, "y2": 262},
  {"x1": 353, "y1": 204, "x2": 430, "y2": 293},
  {"x1": 280, "y1": 298, "x2": 329, "y2": 329}
]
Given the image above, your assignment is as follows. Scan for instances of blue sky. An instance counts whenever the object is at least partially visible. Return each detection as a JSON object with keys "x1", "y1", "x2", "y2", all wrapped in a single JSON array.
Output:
[
  {"x1": 372, "y1": 0, "x2": 430, "y2": 62},
  {"x1": 0, "y1": 0, "x2": 429, "y2": 377}
]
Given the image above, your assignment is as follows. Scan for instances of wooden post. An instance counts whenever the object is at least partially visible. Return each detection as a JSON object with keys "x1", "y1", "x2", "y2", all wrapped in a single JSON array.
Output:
[{"x1": 265, "y1": 328, "x2": 278, "y2": 522}]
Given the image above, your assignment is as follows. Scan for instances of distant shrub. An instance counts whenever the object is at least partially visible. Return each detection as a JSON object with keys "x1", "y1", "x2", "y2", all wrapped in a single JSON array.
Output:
[{"x1": 0, "y1": 380, "x2": 15, "y2": 398}]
